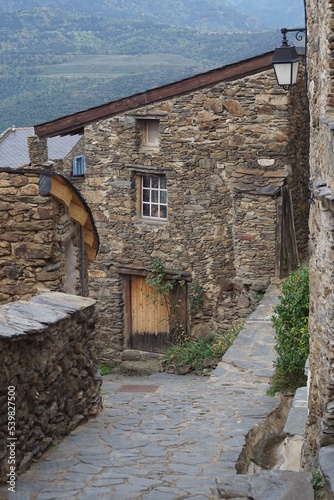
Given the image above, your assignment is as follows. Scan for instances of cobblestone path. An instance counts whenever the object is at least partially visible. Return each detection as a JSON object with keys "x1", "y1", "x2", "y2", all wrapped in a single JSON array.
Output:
[{"x1": 0, "y1": 286, "x2": 280, "y2": 500}]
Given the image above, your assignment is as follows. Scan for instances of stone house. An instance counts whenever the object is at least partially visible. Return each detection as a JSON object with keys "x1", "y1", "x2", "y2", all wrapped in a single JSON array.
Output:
[
  {"x1": 29, "y1": 51, "x2": 309, "y2": 364},
  {"x1": 302, "y1": 0, "x2": 334, "y2": 471},
  {"x1": 0, "y1": 167, "x2": 99, "y2": 305}
]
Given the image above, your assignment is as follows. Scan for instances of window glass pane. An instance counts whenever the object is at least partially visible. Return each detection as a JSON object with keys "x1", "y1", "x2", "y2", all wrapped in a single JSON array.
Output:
[
  {"x1": 151, "y1": 176, "x2": 159, "y2": 189},
  {"x1": 143, "y1": 203, "x2": 150, "y2": 217},
  {"x1": 143, "y1": 175, "x2": 150, "y2": 188},
  {"x1": 73, "y1": 156, "x2": 85, "y2": 176},
  {"x1": 160, "y1": 205, "x2": 167, "y2": 219},
  {"x1": 151, "y1": 190, "x2": 158, "y2": 203},
  {"x1": 146, "y1": 120, "x2": 159, "y2": 144},
  {"x1": 143, "y1": 189, "x2": 150, "y2": 202},
  {"x1": 160, "y1": 191, "x2": 167, "y2": 204},
  {"x1": 141, "y1": 174, "x2": 167, "y2": 221},
  {"x1": 151, "y1": 205, "x2": 159, "y2": 217}
]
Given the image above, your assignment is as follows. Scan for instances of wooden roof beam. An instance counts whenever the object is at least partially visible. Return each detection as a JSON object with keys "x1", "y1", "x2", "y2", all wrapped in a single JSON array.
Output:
[
  {"x1": 68, "y1": 202, "x2": 88, "y2": 227},
  {"x1": 49, "y1": 177, "x2": 73, "y2": 207},
  {"x1": 34, "y1": 52, "x2": 274, "y2": 138}
]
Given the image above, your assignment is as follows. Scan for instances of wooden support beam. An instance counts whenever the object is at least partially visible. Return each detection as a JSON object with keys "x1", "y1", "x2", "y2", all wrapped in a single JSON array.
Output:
[
  {"x1": 275, "y1": 191, "x2": 283, "y2": 279},
  {"x1": 109, "y1": 266, "x2": 192, "y2": 281},
  {"x1": 49, "y1": 178, "x2": 73, "y2": 207},
  {"x1": 69, "y1": 202, "x2": 88, "y2": 226},
  {"x1": 87, "y1": 246, "x2": 97, "y2": 262},
  {"x1": 123, "y1": 275, "x2": 132, "y2": 349},
  {"x1": 82, "y1": 227, "x2": 94, "y2": 247}
]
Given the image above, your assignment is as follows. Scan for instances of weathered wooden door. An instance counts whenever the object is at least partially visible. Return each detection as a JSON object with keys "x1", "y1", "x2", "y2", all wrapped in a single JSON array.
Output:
[
  {"x1": 275, "y1": 185, "x2": 299, "y2": 278},
  {"x1": 124, "y1": 275, "x2": 187, "y2": 352}
]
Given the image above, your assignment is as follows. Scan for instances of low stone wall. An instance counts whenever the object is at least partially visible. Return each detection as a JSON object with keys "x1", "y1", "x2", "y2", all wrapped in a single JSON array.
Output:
[{"x1": 0, "y1": 292, "x2": 102, "y2": 483}]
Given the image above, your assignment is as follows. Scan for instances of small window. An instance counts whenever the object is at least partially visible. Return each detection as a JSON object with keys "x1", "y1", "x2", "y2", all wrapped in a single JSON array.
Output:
[
  {"x1": 142, "y1": 120, "x2": 159, "y2": 147},
  {"x1": 142, "y1": 174, "x2": 167, "y2": 220},
  {"x1": 73, "y1": 155, "x2": 86, "y2": 176}
]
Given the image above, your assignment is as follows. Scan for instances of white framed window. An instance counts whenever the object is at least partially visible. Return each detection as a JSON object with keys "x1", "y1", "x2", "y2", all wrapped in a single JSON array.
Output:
[
  {"x1": 142, "y1": 174, "x2": 167, "y2": 220},
  {"x1": 142, "y1": 120, "x2": 159, "y2": 147},
  {"x1": 73, "y1": 155, "x2": 86, "y2": 176}
]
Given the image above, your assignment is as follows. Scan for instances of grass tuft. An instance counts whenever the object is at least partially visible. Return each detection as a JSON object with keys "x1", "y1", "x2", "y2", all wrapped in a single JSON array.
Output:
[{"x1": 162, "y1": 325, "x2": 242, "y2": 375}]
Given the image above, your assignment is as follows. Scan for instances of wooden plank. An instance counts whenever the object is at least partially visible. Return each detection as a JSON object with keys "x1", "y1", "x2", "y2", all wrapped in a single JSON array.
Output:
[
  {"x1": 35, "y1": 52, "x2": 274, "y2": 138},
  {"x1": 50, "y1": 178, "x2": 73, "y2": 207},
  {"x1": 69, "y1": 202, "x2": 88, "y2": 226},
  {"x1": 82, "y1": 227, "x2": 94, "y2": 247},
  {"x1": 86, "y1": 246, "x2": 97, "y2": 262},
  {"x1": 131, "y1": 276, "x2": 169, "y2": 336},
  {"x1": 288, "y1": 188, "x2": 299, "y2": 267},
  {"x1": 123, "y1": 276, "x2": 132, "y2": 349},
  {"x1": 282, "y1": 185, "x2": 291, "y2": 273},
  {"x1": 275, "y1": 191, "x2": 283, "y2": 278},
  {"x1": 282, "y1": 185, "x2": 299, "y2": 273}
]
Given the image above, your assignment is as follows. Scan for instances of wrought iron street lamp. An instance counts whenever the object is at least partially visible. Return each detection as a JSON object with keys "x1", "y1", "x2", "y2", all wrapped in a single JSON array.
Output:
[{"x1": 272, "y1": 28, "x2": 306, "y2": 90}]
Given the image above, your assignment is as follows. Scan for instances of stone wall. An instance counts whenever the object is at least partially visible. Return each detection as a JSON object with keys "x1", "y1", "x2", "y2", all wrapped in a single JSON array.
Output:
[
  {"x1": 303, "y1": 0, "x2": 334, "y2": 464},
  {"x1": 77, "y1": 67, "x2": 309, "y2": 361},
  {"x1": 0, "y1": 292, "x2": 102, "y2": 482},
  {"x1": 232, "y1": 193, "x2": 277, "y2": 284},
  {"x1": 0, "y1": 171, "x2": 87, "y2": 304}
]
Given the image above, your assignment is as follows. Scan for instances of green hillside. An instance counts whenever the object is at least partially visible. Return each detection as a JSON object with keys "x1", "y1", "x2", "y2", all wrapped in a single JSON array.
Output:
[{"x1": 0, "y1": 2, "x2": 284, "y2": 131}]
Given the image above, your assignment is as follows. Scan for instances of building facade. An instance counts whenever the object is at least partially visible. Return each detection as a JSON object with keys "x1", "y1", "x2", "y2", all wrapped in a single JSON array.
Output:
[{"x1": 31, "y1": 53, "x2": 309, "y2": 364}]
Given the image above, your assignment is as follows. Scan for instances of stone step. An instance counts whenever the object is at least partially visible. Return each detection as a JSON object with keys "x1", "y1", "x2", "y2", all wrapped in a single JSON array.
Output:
[
  {"x1": 216, "y1": 470, "x2": 314, "y2": 500},
  {"x1": 120, "y1": 349, "x2": 164, "y2": 374}
]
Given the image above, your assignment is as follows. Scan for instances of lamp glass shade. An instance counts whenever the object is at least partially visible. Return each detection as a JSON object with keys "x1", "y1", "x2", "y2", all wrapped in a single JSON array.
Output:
[{"x1": 273, "y1": 60, "x2": 300, "y2": 88}]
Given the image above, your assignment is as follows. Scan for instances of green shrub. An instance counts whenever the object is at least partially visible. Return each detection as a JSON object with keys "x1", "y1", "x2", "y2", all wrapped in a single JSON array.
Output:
[
  {"x1": 162, "y1": 325, "x2": 242, "y2": 374},
  {"x1": 271, "y1": 265, "x2": 309, "y2": 392}
]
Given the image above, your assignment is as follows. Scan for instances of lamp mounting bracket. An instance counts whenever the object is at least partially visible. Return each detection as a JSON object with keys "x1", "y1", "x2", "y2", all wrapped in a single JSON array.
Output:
[{"x1": 281, "y1": 27, "x2": 306, "y2": 43}]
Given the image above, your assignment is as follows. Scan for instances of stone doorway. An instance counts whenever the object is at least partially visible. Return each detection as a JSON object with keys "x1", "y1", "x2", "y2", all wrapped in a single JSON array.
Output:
[{"x1": 123, "y1": 275, "x2": 187, "y2": 353}]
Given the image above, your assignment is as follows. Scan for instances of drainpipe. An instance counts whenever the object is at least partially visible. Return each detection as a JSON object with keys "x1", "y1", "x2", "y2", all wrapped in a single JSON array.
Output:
[{"x1": 80, "y1": 226, "x2": 85, "y2": 297}]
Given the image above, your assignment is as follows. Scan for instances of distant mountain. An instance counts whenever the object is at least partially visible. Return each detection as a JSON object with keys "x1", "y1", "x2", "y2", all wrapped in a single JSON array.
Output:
[
  {"x1": 230, "y1": 0, "x2": 305, "y2": 29},
  {"x1": 0, "y1": 0, "x2": 264, "y2": 33}
]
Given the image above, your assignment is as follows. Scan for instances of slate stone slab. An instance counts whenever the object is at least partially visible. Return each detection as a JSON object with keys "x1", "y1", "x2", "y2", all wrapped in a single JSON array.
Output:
[
  {"x1": 319, "y1": 445, "x2": 334, "y2": 495},
  {"x1": 216, "y1": 471, "x2": 314, "y2": 500},
  {"x1": 31, "y1": 292, "x2": 96, "y2": 312},
  {"x1": 284, "y1": 387, "x2": 308, "y2": 436},
  {"x1": 8, "y1": 301, "x2": 68, "y2": 324}
]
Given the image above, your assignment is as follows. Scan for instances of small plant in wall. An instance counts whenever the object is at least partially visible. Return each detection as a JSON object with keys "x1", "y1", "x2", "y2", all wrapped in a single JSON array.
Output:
[
  {"x1": 312, "y1": 469, "x2": 325, "y2": 499},
  {"x1": 145, "y1": 258, "x2": 188, "y2": 344}
]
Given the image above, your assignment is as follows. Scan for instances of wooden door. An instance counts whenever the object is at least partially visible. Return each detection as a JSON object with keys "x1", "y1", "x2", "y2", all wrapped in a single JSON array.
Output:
[{"x1": 124, "y1": 275, "x2": 187, "y2": 352}]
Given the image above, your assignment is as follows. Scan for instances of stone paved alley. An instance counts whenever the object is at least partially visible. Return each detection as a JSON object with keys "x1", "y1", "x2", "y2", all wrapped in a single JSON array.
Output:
[{"x1": 0, "y1": 286, "x2": 308, "y2": 499}]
